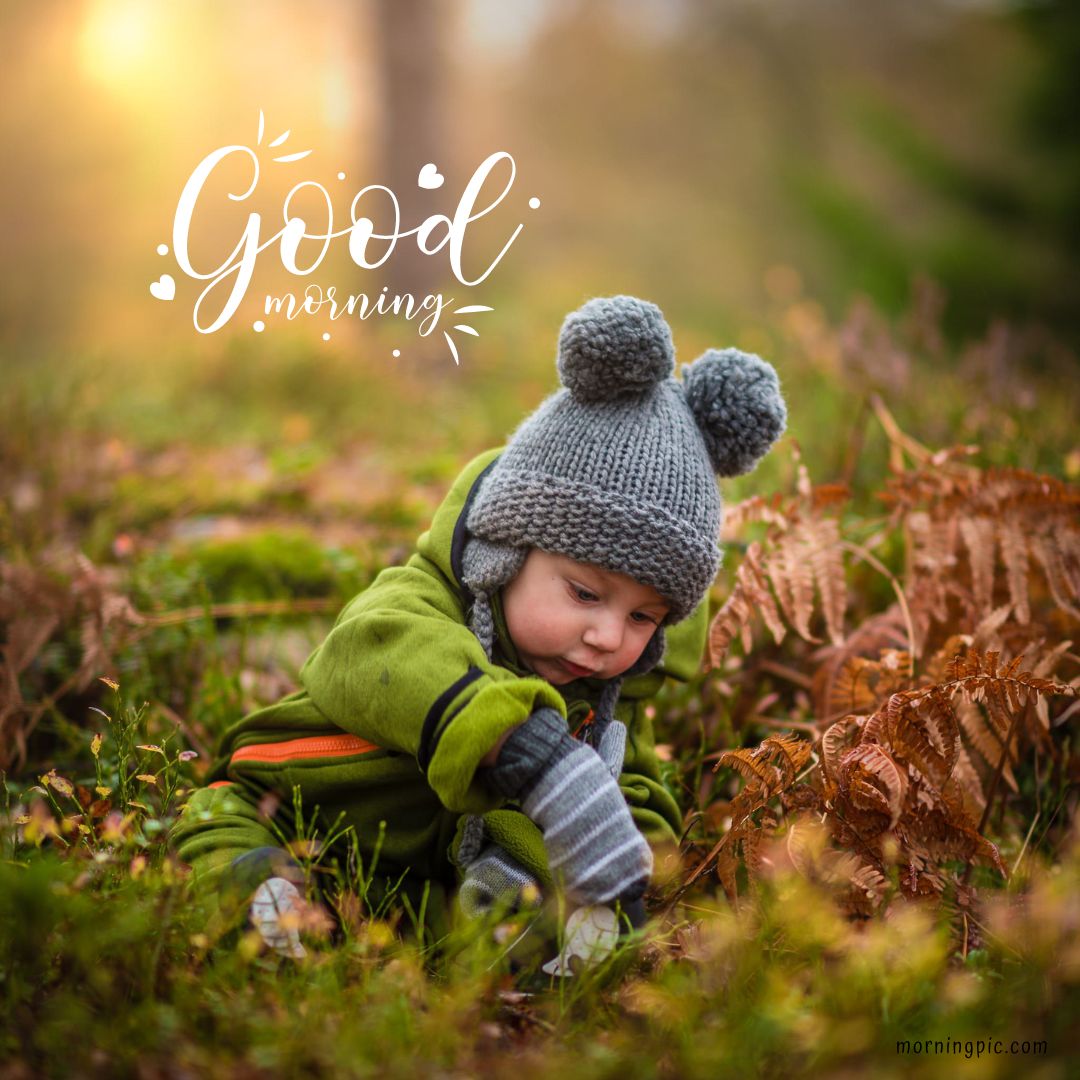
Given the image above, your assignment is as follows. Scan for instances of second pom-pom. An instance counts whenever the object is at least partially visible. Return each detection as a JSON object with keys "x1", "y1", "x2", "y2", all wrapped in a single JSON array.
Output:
[{"x1": 682, "y1": 347, "x2": 787, "y2": 478}]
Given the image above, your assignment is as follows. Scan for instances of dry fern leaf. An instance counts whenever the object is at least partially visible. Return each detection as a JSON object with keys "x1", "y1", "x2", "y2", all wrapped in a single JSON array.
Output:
[
  {"x1": 760, "y1": 528, "x2": 818, "y2": 645},
  {"x1": 913, "y1": 686, "x2": 960, "y2": 780},
  {"x1": 829, "y1": 658, "x2": 882, "y2": 715},
  {"x1": 997, "y1": 519, "x2": 1031, "y2": 625},
  {"x1": 1030, "y1": 533, "x2": 1080, "y2": 622},
  {"x1": 950, "y1": 740, "x2": 985, "y2": 818},
  {"x1": 959, "y1": 515, "x2": 996, "y2": 614},
  {"x1": 842, "y1": 743, "x2": 908, "y2": 828},
  {"x1": 720, "y1": 493, "x2": 788, "y2": 538},
  {"x1": 821, "y1": 715, "x2": 863, "y2": 784},
  {"x1": 767, "y1": 733, "x2": 813, "y2": 785},
  {"x1": 707, "y1": 542, "x2": 784, "y2": 666},
  {"x1": 717, "y1": 747, "x2": 778, "y2": 789},
  {"x1": 802, "y1": 518, "x2": 847, "y2": 645},
  {"x1": 811, "y1": 609, "x2": 909, "y2": 719},
  {"x1": 958, "y1": 697, "x2": 1019, "y2": 794}
]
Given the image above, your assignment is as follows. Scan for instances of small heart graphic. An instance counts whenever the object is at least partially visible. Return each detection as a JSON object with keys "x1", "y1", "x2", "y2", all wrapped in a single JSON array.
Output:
[
  {"x1": 417, "y1": 163, "x2": 444, "y2": 190},
  {"x1": 150, "y1": 274, "x2": 175, "y2": 301}
]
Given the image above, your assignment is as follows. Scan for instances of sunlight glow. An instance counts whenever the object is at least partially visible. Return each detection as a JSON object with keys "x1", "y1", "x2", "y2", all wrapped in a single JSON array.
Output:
[{"x1": 79, "y1": 0, "x2": 160, "y2": 90}]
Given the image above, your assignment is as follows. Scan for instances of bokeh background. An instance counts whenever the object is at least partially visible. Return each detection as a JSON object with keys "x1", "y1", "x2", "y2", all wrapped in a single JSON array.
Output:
[{"x1": 4, "y1": 0, "x2": 1078, "y2": 473}]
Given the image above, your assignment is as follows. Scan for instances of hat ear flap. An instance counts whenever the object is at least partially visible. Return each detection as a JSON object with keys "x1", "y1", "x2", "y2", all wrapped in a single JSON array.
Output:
[{"x1": 681, "y1": 348, "x2": 787, "y2": 477}]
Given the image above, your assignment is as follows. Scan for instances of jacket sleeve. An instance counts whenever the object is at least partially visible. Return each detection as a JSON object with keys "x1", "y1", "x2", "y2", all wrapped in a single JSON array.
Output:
[
  {"x1": 298, "y1": 555, "x2": 566, "y2": 816},
  {"x1": 613, "y1": 597, "x2": 710, "y2": 844}
]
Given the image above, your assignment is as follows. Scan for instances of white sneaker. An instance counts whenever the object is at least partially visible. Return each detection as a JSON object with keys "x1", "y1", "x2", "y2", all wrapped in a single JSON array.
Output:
[
  {"x1": 250, "y1": 877, "x2": 307, "y2": 959},
  {"x1": 541, "y1": 904, "x2": 618, "y2": 977}
]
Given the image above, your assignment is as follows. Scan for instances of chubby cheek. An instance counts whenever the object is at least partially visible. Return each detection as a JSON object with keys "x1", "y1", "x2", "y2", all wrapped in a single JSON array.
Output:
[
  {"x1": 505, "y1": 592, "x2": 563, "y2": 656},
  {"x1": 612, "y1": 630, "x2": 650, "y2": 672}
]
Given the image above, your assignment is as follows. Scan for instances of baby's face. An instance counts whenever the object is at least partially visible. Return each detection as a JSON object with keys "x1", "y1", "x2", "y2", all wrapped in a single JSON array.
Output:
[{"x1": 501, "y1": 550, "x2": 669, "y2": 686}]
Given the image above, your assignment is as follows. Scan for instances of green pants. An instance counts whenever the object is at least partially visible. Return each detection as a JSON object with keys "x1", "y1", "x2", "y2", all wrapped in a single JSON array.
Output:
[{"x1": 170, "y1": 721, "x2": 550, "y2": 938}]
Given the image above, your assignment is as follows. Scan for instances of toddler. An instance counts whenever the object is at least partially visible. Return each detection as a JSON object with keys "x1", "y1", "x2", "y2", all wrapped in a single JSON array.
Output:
[{"x1": 171, "y1": 295, "x2": 786, "y2": 958}]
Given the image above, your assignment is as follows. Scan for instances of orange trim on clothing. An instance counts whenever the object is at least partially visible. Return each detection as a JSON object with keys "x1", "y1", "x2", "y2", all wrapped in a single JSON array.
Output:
[
  {"x1": 230, "y1": 733, "x2": 381, "y2": 765},
  {"x1": 207, "y1": 780, "x2": 235, "y2": 789},
  {"x1": 572, "y1": 709, "x2": 596, "y2": 739}
]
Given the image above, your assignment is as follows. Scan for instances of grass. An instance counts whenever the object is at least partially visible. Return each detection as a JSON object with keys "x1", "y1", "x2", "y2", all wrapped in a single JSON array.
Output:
[{"x1": 2, "y1": 293, "x2": 1079, "y2": 1075}]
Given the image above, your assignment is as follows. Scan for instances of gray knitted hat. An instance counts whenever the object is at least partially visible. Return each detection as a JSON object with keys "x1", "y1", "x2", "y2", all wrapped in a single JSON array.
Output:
[{"x1": 462, "y1": 295, "x2": 787, "y2": 630}]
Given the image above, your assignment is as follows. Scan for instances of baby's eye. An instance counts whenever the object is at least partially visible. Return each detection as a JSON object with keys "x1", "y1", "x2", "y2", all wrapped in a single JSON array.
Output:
[
  {"x1": 630, "y1": 611, "x2": 659, "y2": 626},
  {"x1": 571, "y1": 583, "x2": 599, "y2": 603}
]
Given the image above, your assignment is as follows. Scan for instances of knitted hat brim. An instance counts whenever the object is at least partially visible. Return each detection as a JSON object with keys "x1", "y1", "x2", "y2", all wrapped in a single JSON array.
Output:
[{"x1": 466, "y1": 470, "x2": 719, "y2": 623}]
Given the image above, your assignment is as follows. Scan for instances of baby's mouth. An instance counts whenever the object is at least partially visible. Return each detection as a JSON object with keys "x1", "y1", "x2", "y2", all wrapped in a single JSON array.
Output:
[{"x1": 558, "y1": 658, "x2": 596, "y2": 679}]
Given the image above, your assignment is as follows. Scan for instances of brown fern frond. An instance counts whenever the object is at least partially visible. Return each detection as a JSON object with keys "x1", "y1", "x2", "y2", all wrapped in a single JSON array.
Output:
[
  {"x1": 959, "y1": 515, "x2": 996, "y2": 614},
  {"x1": 842, "y1": 743, "x2": 908, "y2": 828},
  {"x1": 802, "y1": 518, "x2": 847, "y2": 645},
  {"x1": 761, "y1": 732, "x2": 813, "y2": 784},
  {"x1": 958, "y1": 697, "x2": 1019, "y2": 794},
  {"x1": 716, "y1": 748, "x2": 776, "y2": 789},
  {"x1": 747, "y1": 545, "x2": 787, "y2": 647},
  {"x1": 844, "y1": 862, "x2": 890, "y2": 916},
  {"x1": 719, "y1": 493, "x2": 788, "y2": 538},
  {"x1": 811, "y1": 609, "x2": 910, "y2": 720},
  {"x1": 821, "y1": 715, "x2": 863, "y2": 784},
  {"x1": 998, "y1": 519, "x2": 1031, "y2": 625},
  {"x1": 769, "y1": 531, "x2": 818, "y2": 643},
  {"x1": 826, "y1": 649, "x2": 913, "y2": 720},
  {"x1": 881, "y1": 698, "x2": 952, "y2": 790},
  {"x1": 828, "y1": 657, "x2": 883, "y2": 716},
  {"x1": 707, "y1": 542, "x2": 783, "y2": 666},
  {"x1": 951, "y1": 741, "x2": 985, "y2": 819},
  {"x1": 1030, "y1": 533, "x2": 1080, "y2": 622},
  {"x1": 914, "y1": 686, "x2": 960, "y2": 779}
]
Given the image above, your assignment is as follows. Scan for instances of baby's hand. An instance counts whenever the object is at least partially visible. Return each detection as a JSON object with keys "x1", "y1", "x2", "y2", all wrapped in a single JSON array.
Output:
[
  {"x1": 485, "y1": 709, "x2": 651, "y2": 906},
  {"x1": 250, "y1": 877, "x2": 308, "y2": 959}
]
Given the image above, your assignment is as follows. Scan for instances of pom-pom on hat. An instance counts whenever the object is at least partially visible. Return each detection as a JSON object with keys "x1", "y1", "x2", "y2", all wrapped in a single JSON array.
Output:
[{"x1": 463, "y1": 295, "x2": 786, "y2": 628}]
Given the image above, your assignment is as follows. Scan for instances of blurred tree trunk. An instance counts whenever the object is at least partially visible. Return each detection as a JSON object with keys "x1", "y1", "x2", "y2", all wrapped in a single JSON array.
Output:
[{"x1": 372, "y1": 0, "x2": 447, "y2": 309}]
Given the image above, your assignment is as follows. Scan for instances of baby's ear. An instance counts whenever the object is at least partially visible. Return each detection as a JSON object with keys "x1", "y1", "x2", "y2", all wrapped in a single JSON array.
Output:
[{"x1": 681, "y1": 348, "x2": 787, "y2": 477}]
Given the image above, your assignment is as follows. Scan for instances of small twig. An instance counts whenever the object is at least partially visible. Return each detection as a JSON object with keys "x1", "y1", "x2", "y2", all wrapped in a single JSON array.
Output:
[
  {"x1": 868, "y1": 393, "x2": 934, "y2": 465},
  {"x1": 962, "y1": 702, "x2": 1027, "y2": 886},
  {"x1": 153, "y1": 700, "x2": 213, "y2": 762},
  {"x1": 139, "y1": 597, "x2": 340, "y2": 631},
  {"x1": 838, "y1": 540, "x2": 917, "y2": 660},
  {"x1": 841, "y1": 395, "x2": 871, "y2": 488},
  {"x1": 757, "y1": 659, "x2": 814, "y2": 691},
  {"x1": 747, "y1": 715, "x2": 819, "y2": 734},
  {"x1": 1010, "y1": 811, "x2": 1040, "y2": 878}
]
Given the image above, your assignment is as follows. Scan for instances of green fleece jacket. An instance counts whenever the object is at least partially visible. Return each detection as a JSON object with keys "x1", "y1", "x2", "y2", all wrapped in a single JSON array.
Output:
[{"x1": 173, "y1": 448, "x2": 706, "y2": 900}]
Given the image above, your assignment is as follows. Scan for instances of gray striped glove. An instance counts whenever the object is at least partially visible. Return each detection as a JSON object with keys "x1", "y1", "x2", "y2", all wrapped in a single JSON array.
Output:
[
  {"x1": 458, "y1": 844, "x2": 539, "y2": 918},
  {"x1": 485, "y1": 709, "x2": 652, "y2": 906}
]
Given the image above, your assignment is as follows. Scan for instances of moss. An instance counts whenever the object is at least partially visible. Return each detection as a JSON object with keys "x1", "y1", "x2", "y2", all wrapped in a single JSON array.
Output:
[{"x1": 169, "y1": 529, "x2": 374, "y2": 604}]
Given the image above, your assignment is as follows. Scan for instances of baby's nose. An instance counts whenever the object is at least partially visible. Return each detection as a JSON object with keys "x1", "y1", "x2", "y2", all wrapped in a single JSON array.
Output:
[{"x1": 583, "y1": 611, "x2": 623, "y2": 652}]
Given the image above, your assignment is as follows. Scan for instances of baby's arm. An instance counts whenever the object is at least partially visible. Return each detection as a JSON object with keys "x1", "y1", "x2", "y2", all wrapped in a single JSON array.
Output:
[{"x1": 298, "y1": 559, "x2": 565, "y2": 815}]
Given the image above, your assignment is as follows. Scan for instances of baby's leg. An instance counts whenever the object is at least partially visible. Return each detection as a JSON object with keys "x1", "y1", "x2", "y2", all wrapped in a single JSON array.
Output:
[
  {"x1": 171, "y1": 781, "x2": 282, "y2": 890},
  {"x1": 171, "y1": 781, "x2": 309, "y2": 955}
]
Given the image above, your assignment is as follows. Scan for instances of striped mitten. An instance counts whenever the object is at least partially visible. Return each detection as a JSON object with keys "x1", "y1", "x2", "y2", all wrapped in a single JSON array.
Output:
[
  {"x1": 458, "y1": 844, "x2": 539, "y2": 918},
  {"x1": 485, "y1": 708, "x2": 651, "y2": 906}
]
